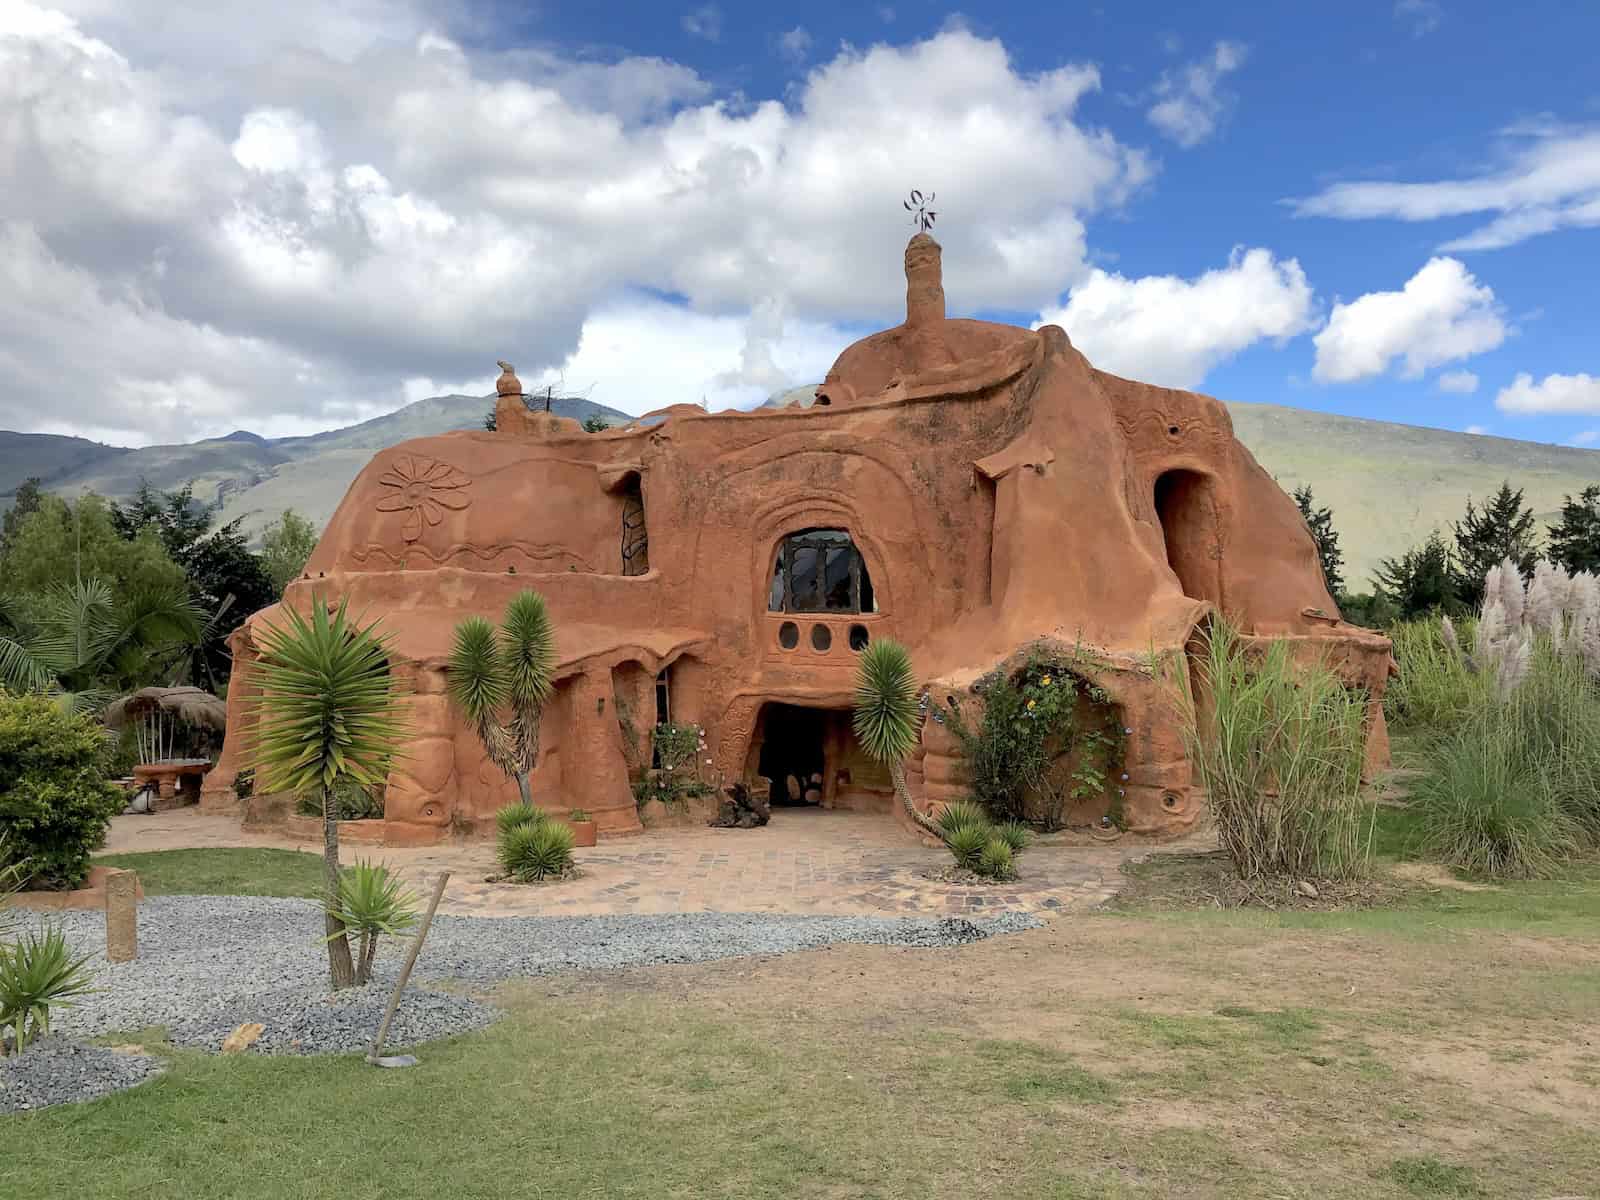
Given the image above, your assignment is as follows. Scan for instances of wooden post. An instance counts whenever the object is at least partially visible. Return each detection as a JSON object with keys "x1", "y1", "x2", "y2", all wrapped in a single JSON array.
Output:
[
  {"x1": 104, "y1": 869, "x2": 138, "y2": 963},
  {"x1": 367, "y1": 870, "x2": 450, "y2": 1064}
]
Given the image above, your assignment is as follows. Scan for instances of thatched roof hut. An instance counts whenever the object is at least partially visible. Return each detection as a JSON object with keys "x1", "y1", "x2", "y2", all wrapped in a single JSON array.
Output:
[{"x1": 105, "y1": 687, "x2": 227, "y2": 737}]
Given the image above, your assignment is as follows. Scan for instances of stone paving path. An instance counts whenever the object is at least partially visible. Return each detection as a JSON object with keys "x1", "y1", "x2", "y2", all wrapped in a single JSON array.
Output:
[{"x1": 103, "y1": 808, "x2": 1160, "y2": 919}]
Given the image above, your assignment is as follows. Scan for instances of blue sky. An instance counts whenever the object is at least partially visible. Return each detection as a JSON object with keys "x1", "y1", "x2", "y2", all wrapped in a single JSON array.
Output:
[{"x1": 0, "y1": 0, "x2": 1596, "y2": 445}]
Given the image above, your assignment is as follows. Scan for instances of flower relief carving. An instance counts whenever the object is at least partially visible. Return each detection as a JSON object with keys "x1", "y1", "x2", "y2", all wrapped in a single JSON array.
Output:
[{"x1": 375, "y1": 454, "x2": 472, "y2": 542}]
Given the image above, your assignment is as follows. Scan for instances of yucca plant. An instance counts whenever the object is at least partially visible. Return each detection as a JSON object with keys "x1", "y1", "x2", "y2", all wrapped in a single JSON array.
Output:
[
  {"x1": 978, "y1": 837, "x2": 1016, "y2": 881},
  {"x1": 449, "y1": 591, "x2": 556, "y2": 809},
  {"x1": 495, "y1": 801, "x2": 542, "y2": 836},
  {"x1": 326, "y1": 861, "x2": 419, "y2": 985},
  {"x1": 248, "y1": 598, "x2": 407, "y2": 990},
  {"x1": 944, "y1": 822, "x2": 990, "y2": 871},
  {"x1": 852, "y1": 639, "x2": 941, "y2": 837},
  {"x1": 499, "y1": 819, "x2": 576, "y2": 882},
  {"x1": 0, "y1": 927, "x2": 97, "y2": 1055},
  {"x1": 936, "y1": 800, "x2": 989, "y2": 839},
  {"x1": 994, "y1": 820, "x2": 1032, "y2": 855}
]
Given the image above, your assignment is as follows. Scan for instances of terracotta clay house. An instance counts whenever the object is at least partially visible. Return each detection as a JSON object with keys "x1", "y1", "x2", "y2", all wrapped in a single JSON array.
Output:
[{"x1": 204, "y1": 233, "x2": 1394, "y2": 844}]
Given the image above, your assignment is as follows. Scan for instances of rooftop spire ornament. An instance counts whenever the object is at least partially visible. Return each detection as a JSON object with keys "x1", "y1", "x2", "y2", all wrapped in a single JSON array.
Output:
[{"x1": 903, "y1": 189, "x2": 937, "y2": 234}]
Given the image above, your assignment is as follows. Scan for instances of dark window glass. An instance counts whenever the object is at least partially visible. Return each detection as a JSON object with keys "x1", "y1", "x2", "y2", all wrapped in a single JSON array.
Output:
[
  {"x1": 811, "y1": 624, "x2": 832, "y2": 652},
  {"x1": 768, "y1": 528, "x2": 875, "y2": 614},
  {"x1": 778, "y1": 621, "x2": 800, "y2": 650},
  {"x1": 849, "y1": 624, "x2": 869, "y2": 651}
]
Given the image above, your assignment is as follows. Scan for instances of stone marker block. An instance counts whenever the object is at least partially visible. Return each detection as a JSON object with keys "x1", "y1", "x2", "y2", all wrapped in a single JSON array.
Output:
[{"x1": 105, "y1": 869, "x2": 138, "y2": 963}]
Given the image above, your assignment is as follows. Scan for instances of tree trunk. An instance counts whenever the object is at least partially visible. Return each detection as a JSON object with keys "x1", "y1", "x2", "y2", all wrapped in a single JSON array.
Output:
[
  {"x1": 322, "y1": 785, "x2": 356, "y2": 990},
  {"x1": 891, "y1": 760, "x2": 944, "y2": 838},
  {"x1": 515, "y1": 772, "x2": 532, "y2": 808}
]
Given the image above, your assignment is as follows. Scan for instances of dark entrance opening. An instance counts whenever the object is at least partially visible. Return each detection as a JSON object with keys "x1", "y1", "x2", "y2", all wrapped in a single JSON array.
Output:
[
  {"x1": 756, "y1": 703, "x2": 828, "y2": 808},
  {"x1": 1153, "y1": 469, "x2": 1222, "y2": 606}
]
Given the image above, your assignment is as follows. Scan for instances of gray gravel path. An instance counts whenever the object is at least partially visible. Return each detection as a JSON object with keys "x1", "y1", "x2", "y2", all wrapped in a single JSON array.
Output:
[
  {"x1": 21, "y1": 898, "x2": 1039, "y2": 1056},
  {"x1": 0, "y1": 1038, "x2": 163, "y2": 1114}
]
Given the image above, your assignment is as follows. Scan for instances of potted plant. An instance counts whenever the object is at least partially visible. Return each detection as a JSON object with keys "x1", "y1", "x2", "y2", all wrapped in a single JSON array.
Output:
[{"x1": 567, "y1": 808, "x2": 598, "y2": 847}]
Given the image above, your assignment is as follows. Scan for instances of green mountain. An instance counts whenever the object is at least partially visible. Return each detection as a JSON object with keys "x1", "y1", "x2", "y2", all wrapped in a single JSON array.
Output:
[{"x1": 4, "y1": 393, "x2": 1596, "y2": 589}]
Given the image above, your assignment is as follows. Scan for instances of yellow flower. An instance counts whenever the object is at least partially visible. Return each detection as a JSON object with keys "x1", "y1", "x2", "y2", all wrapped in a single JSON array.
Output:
[
  {"x1": 1026, "y1": 699, "x2": 1037, "y2": 709},
  {"x1": 1041, "y1": 676, "x2": 1053, "y2": 685}
]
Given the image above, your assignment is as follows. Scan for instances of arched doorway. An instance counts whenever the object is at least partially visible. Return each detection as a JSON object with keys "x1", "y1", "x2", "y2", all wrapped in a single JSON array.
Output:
[{"x1": 1153, "y1": 469, "x2": 1222, "y2": 606}]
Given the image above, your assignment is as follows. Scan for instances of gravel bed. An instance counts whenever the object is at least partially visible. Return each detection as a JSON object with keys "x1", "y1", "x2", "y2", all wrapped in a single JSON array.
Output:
[
  {"x1": 19, "y1": 898, "x2": 1039, "y2": 1055},
  {"x1": 0, "y1": 1038, "x2": 164, "y2": 1114}
]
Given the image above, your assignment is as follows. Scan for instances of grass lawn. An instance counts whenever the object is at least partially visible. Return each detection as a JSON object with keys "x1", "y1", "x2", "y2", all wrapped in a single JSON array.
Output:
[
  {"x1": 8, "y1": 847, "x2": 1597, "y2": 1198},
  {"x1": 93, "y1": 848, "x2": 323, "y2": 898}
]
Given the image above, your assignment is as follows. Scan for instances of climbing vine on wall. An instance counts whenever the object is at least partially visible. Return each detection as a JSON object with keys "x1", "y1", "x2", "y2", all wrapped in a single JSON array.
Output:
[{"x1": 945, "y1": 651, "x2": 1125, "y2": 831}]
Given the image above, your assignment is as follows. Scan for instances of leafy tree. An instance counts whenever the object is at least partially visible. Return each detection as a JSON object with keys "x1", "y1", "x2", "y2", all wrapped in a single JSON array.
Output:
[
  {"x1": 1292, "y1": 485, "x2": 1345, "y2": 598},
  {"x1": 260, "y1": 509, "x2": 319, "y2": 595},
  {"x1": 448, "y1": 591, "x2": 556, "y2": 808},
  {"x1": 0, "y1": 477, "x2": 45, "y2": 559},
  {"x1": 581, "y1": 415, "x2": 610, "y2": 433},
  {"x1": 248, "y1": 599, "x2": 406, "y2": 990},
  {"x1": 483, "y1": 409, "x2": 497, "y2": 432},
  {"x1": 0, "y1": 577, "x2": 203, "y2": 711},
  {"x1": 1452, "y1": 481, "x2": 1538, "y2": 606},
  {"x1": 1, "y1": 494, "x2": 187, "y2": 600},
  {"x1": 1375, "y1": 530, "x2": 1462, "y2": 620},
  {"x1": 851, "y1": 639, "x2": 941, "y2": 837},
  {"x1": 1547, "y1": 485, "x2": 1600, "y2": 576},
  {"x1": 111, "y1": 482, "x2": 276, "y2": 689}
]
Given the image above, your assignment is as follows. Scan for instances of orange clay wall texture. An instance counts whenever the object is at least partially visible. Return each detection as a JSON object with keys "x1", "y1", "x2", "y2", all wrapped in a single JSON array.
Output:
[{"x1": 205, "y1": 235, "x2": 1393, "y2": 845}]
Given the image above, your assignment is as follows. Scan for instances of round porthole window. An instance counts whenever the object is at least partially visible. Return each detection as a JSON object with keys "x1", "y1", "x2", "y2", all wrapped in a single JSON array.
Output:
[
  {"x1": 1161, "y1": 792, "x2": 1183, "y2": 812},
  {"x1": 849, "y1": 623, "x2": 870, "y2": 651},
  {"x1": 811, "y1": 623, "x2": 832, "y2": 652},
  {"x1": 778, "y1": 621, "x2": 800, "y2": 650}
]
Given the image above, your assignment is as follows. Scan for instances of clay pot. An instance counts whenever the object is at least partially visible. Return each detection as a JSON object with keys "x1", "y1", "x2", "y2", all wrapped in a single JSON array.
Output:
[{"x1": 568, "y1": 819, "x2": 598, "y2": 848}]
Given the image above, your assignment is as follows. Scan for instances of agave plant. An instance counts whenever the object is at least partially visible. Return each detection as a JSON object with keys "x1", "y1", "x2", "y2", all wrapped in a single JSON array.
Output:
[
  {"x1": 326, "y1": 861, "x2": 419, "y2": 985},
  {"x1": 499, "y1": 819, "x2": 575, "y2": 882},
  {"x1": 0, "y1": 927, "x2": 97, "y2": 1055},
  {"x1": 448, "y1": 591, "x2": 556, "y2": 808},
  {"x1": 852, "y1": 639, "x2": 941, "y2": 837},
  {"x1": 248, "y1": 598, "x2": 407, "y2": 990}
]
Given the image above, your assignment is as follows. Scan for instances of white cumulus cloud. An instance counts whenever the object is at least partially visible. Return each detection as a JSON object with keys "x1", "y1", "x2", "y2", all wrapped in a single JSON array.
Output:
[
  {"x1": 1496, "y1": 372, "x2": 1600, "y2": 415},
  {"x1": 777, "y1": 26, "x2": 812, "y2": 62},
  {"x1": 1036, "y1": 246, "x2": 1315, "y2": 389},
  {"x1": 1311, "y1": 257, "x2": 1506, "y2": 384},
  {"x1": 1146, "y1": 40, "x2": 1248, "y2": 148},
  {"x1": 0, "y1": 6, "x2": 1154, "y2": 443}
]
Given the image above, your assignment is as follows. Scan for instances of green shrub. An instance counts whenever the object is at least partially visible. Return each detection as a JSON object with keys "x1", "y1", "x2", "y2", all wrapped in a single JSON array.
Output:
[
  {"x1": 0, "y1": 695, "x2": 125, "y2": 890},
  {"x1": 1182, "y1": 619, "x2": 1372, "y2": 881},
  {"x1": 978, "y1": 837, "x2": 1016, "y2": 881},
  {"x1": 499, "y1": 819, "x2": 576, "y2": 882},
  {"x1": 568, "y1": 808, "x2": 591, "y2": 822},
  {"x1": 295, "y1": 776, "x2": 385, "y2": 821},
  {"x1": 944, "y1": 823, "x2": 990, "y2": 872},
  {"x1": 945, "y1": 652, "x2": 1123, "y2": 830},
  {"x1": 936, "y1": 800, "x2": 989, "y2": 838},
  {"x1": 994, "y1": 820, "x2": 1032, "y2": 854},
  {"x1": 326, "y1": 860, "x2": 418, "y2": 985},
  {"x1": 495, "y1": 801, "x2": 542, "y2": 835},
  {"x1": 0, "y1": 926, "x2": 97, "y2": 1054}
]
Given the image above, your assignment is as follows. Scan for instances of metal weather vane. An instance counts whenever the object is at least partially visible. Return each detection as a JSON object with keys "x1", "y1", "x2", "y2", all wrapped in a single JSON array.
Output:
[{"x1": 903, "y1": 189, "x2": 937, "y2": 234}]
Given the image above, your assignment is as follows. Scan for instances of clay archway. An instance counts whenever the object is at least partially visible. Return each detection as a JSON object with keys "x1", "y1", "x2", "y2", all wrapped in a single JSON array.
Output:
[{"x1": 1153, "y1": 469, "x2": 1223, "y2": 607}]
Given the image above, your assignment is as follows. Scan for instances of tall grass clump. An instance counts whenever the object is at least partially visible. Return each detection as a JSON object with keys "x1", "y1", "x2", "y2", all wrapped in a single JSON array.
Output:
[
  {"x1": 1400, "y1": 558, "x2": 1600, "y2": 875},
  {"x1": 1384, "y1": 617, "x2": 1487, "y2": 737},
  {"x1": 1183, "y1": 618, "x2": 1372, "y2": 881}
]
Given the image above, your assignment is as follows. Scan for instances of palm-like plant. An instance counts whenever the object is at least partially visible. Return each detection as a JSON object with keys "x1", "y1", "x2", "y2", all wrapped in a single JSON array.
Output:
[
  {"x1": 852, "y1": 639, "x2": 941, "y2": 837},
  {"x1": 0, "y1": 927, "x2": 98, "y2": 1055},
  {"x1": 248, "y1": 599, "x2": 407, "y2": 990},
  {"x1": 326, "y1": 861, "x2": 419, "y2": 985},
  {"x1": 448, "y1": 591, "x2": 556, "y2": 808},
  {"x1": 0, "y1": 578, "x2": 202, "y2": 713}
]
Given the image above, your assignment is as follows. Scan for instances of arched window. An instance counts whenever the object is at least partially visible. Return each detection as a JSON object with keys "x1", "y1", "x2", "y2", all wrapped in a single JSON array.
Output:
[{"x1": 768, "y1": 528, "x2": 877, "y2": 614}]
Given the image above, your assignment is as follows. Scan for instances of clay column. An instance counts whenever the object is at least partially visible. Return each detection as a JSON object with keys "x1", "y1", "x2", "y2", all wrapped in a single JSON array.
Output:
[
  {"x1": 904, "y1": 233, "x2": 946, "y2": 326},
  {"x1": 104, "y1": 870, "x2": 138, "y2": 963}
]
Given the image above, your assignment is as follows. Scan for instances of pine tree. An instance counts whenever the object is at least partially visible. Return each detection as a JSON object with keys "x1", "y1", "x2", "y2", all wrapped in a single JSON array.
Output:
[
  {"x1": 1375, "y1": 530, "x2": 1461, "y2": 620},
  {"x1": 1452, "y1": 481, "x2": 1538, "y2": 607},
  {"x1": 1292, "y1": 484, "x2": 1345, "y2": 598},
  {"x1": 1547, "y1": 485, "x2": 1600, "y2": 576}
]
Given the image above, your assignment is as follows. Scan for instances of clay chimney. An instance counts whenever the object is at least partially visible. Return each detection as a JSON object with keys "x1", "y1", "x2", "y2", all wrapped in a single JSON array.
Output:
[{"x1": 904, "y1": 233, "x2": 945, "y2": 327}]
